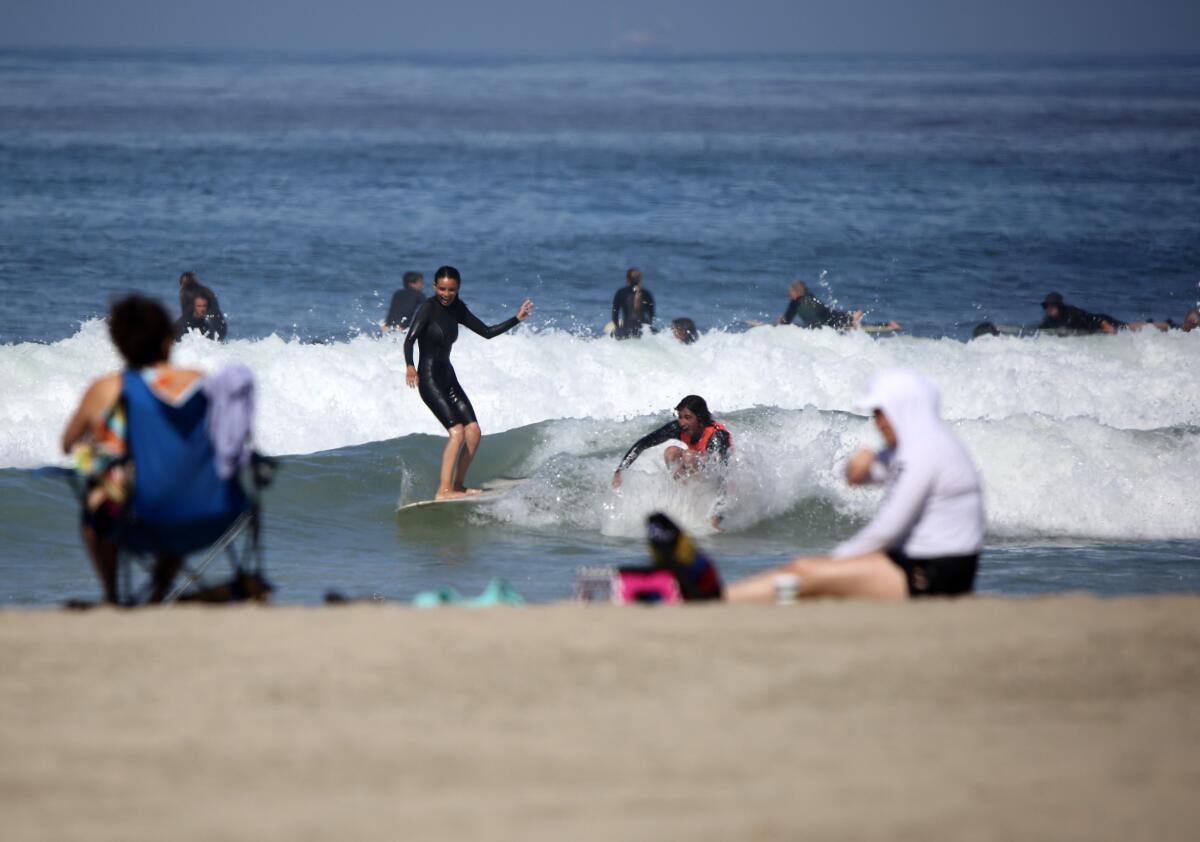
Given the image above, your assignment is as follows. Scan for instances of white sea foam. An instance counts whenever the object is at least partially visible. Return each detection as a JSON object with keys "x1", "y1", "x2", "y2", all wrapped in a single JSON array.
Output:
[
  {"x1": 483, "y1": 407, "x2": 1200, "y2": 543},
  {"x1": 4, "y1": 321, "x2": 1197, "y2": 540}
]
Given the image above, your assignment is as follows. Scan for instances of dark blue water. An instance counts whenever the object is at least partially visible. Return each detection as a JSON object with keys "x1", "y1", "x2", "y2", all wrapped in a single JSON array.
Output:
[{"x1": 1, "y1": 50, "x2": 1197, "y2": 604}]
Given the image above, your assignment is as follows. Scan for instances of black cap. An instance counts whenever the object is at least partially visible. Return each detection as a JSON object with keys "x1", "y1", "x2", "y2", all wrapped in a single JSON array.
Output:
[{"x1": 1042, "y1": 292, "x2": 1063, "y2": 308}]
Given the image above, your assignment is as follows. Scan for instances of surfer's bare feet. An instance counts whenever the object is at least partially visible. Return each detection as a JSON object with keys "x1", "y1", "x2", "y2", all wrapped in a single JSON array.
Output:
[
  {"x1": 452, "y1": 485, "x2": 484, "y2": 496},
  {"x1": 435, "y1": 488, "x2": 471, "y2": 500}
]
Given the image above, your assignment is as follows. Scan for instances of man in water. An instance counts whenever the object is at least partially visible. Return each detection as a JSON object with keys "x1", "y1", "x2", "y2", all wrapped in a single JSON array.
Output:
[
  {"x1": 612, "y1": 395, "x2": 732, "y2": 528},
  {"x1": 612, "y1": 395, "x2": 731, "y2": 484},
  {"x1": 175, "y1": 292, "x2": 225, "y2": 341},
  {"x1": 778, "y1": 281, "x2": 900, "y2": 331},
  {"x1": 1038, "y1": 292, "x2": 1124, "y2": 334},
  {"x1": 611, "y1": 267, "x2": 655, "y2": 339},
  {"x1": 383, "y1": 271, "x2": 426, "y2": 332},
  {"x1": 671, "y1": 318, "x2": 699, "y2": 344},
  {"x1": 178, "y1": 271, "x2": 227, "y2": 340}
]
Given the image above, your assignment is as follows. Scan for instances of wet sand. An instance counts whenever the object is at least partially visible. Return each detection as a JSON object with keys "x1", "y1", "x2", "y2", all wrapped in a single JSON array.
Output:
[{"x1": 1, "y1": 596, "x2": 1198, "y2": 841}]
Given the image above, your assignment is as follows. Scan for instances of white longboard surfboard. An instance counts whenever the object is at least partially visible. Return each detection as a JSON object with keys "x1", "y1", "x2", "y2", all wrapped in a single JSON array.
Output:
[{"x1": 396, "y1": 477, "x2": 526, "y2": 512}]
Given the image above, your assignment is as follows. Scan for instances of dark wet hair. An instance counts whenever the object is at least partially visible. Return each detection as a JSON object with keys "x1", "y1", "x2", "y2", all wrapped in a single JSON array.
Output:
[
  {"x1": 109, "y1": 294, "x2": 174, "y2": 368},
  {"x1": 675, "y1": 394, "x2": 713, "y2": 426},
  {"x1": 179, "y1": 271, "x2": 199, "y2": 288},
  {"x1": 672, "y1": 318, "x2": 698, "y2": 344},
  {"x1": 972, "y1": 321, "x2": 1000, "y2": 339},
  {"x1": 626, "y1": 267, "x2": 642, "y2": 287},
  {"x1": 434, "y1": 265, "x2": 461, "y2": 286},
  {"x1": 403, "y1": 271, "x2": 424, "y2": 288}
]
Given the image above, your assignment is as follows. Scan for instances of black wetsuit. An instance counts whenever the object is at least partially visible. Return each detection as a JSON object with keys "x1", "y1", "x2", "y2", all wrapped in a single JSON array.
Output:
[
  {"x1": 174, "y1": 313, "x2": 225, "y2": 342},
  {"x1": 179, "y1": 282, "x2": 228, "y2": 340},
  {"x1": 780, "y1": 293, "x2": 854, "y2": 330},
  {"x1": 1039, "y1": 304, "x2": 1125, "y2": 334},
  {"x1": 385, "y1": 288, "x2": 427, "y2": 330},
  {"x1": 404, "y1": 297, "x2": 520, "y2": 428},
  {"x1": 616, "y1": 420, "x2": 732, "y2": 472},
  {"x1": 611, "y1": 286, "x2": 655, "y2": 339}
]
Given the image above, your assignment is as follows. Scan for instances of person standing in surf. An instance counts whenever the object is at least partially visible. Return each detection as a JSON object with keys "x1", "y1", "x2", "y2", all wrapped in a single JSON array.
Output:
[
  {"x1": 404, "y1": 266, "x2": 533, "y2": 500},
  {"x1": 611, "y1": 267, "x2": 656, "y2": 339}
]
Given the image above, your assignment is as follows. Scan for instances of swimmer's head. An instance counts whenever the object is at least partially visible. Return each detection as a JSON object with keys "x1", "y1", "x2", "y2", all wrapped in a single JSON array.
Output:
[
  {"x1": 626, "y1": 268, "x2": 642, "y2": 288},
  {"x1": 192, "y1": 295, "x2": 209, "y2": 317},
  {"x1": 433, "y1": 265, "x2": 461, "y2": 306},
  {"x1": 1042, "y1": 292, "x2": 1064, "y2": 319},
  {"x1": 109, "y1": 295, "x2": 174, "y2": 367},
  {"x1": 1184, "y1": 308, "x2": 1200, "y2": 332},
  {"x1": 675, "y1": 394, "x2": 713, "y2": 435},
  {"x1": 403, "y1": 271, "x2": 424, "y2": 291},
  {"x1": 971, "y1": 321, "x2": 1000, "y2": 339},
  {"x1": 790, "y1": 281, "x2": 808, "y2": 298},
  {"x1": 179, "y1": 271, "x2": 199, "y2": 288},
  {"x1": 672, "y1": 318, "x2": 698, "y2": 344}
]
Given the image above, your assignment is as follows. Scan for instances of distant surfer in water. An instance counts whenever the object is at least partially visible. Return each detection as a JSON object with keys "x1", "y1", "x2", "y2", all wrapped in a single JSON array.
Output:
[
  {"x1": 1038, "y1": 292, "x2": 1125, "y2": 335},
  {"x1": 611, "y1": 267, "x2": 655, "y2": 339},
  {"x1": 383, "y1": 271, "x2": 426, "y2": 332},
  {"x1": 404, "y1": 265, "x2": 533, "y2": 500},
  {"x1": 726, "y1": 369, "x2": 983, "y2": 602},
  {"x1": 778, "y1": 280, "x2": 900, "y2": 332}
]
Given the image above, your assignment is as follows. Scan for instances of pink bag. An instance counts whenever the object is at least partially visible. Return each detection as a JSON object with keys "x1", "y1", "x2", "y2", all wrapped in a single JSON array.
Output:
[{"x1": 614, "y1": 568, "x2": 682, "y2": 605}]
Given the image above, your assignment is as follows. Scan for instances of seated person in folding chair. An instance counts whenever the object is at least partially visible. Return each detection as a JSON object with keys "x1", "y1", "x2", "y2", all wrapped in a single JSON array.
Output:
[{"x1": 62, "y1": 294, "x2": 258, "y2": 605}]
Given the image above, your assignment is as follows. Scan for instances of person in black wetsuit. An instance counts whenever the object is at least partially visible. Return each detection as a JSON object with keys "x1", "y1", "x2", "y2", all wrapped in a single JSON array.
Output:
[
  {"x1": 404, "y1": 265, "x2": 534, "y2": 499},
  {"x1": 178, "y1": 272, "x2": 227, "y2": 341},
  {"x1": 611, "y1": 267, "x2": 655, "y2": 339},
  {"x1": 612, "y1": 395, "x2": 733, "y2": 528},
  {"x1": 174, "y1": 291, "x2": 225, "y2": 342},
  {"x1": 612, "y1": 396, "x2": 731, "y2": 487},
  {"x1": 1038, "y1": 292, "x2": 1125, "y2": 335},
  {"x1": 778, "y1": 281, "x2": 900, "y2": 332},
  {"x1": 383, "y1": 271, "x2": 426, "y2": 332}
]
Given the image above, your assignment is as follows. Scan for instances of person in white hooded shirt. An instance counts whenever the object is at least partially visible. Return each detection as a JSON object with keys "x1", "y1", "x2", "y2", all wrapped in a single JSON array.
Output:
[{"x1": 727, "y1": 368, "x2": 984, "y2": 601}]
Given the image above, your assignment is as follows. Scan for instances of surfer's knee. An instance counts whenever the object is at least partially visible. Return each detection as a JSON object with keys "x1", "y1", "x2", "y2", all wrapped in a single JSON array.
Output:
[
  {"x1": 664, "y1": 445, "x2": 683, "y2": 465},
  {"x1": 447, "y1": 424, "x2": 465, "y2": 442}
]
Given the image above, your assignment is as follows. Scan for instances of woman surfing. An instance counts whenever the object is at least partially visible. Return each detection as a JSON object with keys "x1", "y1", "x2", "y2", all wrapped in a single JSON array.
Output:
[{"x1": 404, "y1": 265, "x2": 533, "y2": 500}]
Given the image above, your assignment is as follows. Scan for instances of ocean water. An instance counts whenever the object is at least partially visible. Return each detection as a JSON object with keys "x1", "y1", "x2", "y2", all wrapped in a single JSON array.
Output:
[{"x1": 1, "y1": 50, "x2": 1198, "y2": 604}]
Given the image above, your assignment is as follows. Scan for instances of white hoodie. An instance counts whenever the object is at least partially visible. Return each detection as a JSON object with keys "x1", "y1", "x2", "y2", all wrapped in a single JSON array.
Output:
[{"x1": 833, "y1": 369, "x2": 985, "y2": 560}]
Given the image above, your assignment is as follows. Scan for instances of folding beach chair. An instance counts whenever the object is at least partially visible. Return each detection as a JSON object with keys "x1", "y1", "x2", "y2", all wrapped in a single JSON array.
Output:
[{"x1": 103, "y1": 368, "x2": 274, "y2": 606}]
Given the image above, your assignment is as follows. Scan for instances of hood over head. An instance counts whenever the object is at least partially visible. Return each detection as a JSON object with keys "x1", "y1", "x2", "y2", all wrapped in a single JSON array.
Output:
[{"x1": 853, "y1": 368, "x2": 943, "y2": 448}]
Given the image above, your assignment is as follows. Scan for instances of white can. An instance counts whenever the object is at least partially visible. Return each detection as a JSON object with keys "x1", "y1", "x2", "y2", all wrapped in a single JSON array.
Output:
[{"x1": 773, "y1": 573, "x2": 800, "y2": 605}]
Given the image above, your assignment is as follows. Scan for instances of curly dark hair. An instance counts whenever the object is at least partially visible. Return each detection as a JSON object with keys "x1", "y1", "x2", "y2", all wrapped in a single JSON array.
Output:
[{"x1": 108, "y1": 294, "x2": 174, "y2": 368}]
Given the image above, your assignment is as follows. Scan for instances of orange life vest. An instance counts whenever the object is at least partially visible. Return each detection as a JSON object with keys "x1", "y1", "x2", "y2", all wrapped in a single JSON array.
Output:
[{"x1": 680, "y1": 421, "x2": 731, "y2": 453}]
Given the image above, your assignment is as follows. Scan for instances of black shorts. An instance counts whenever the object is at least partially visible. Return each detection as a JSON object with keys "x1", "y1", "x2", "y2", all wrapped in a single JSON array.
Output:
[
  {"x1": 418, "y1": 360, "x2": 477, "y2": 429},
  {"x1": 886, "y1": 550, "x2": 979, "y2": 597}
]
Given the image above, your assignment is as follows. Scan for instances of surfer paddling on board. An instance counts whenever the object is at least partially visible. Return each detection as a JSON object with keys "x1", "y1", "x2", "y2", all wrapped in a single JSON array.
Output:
[
  {"x1": 612, "y1": 395, "x2": 732, "y2": 528},
  {"x1": 778, "y1": 280, "x2": 900, "y2": 332},
  {"x1": 404, "y1": 266, "x2": 533, "y2": 500}
]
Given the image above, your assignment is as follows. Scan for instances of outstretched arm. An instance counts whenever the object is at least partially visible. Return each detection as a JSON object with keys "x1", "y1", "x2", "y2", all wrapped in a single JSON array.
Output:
[
  {"x1": 458, "y1": 300, "x2": 524, "y2": 339},
  {"x1": 614, "y1": 421, "x2": 682, "y2": 483}
]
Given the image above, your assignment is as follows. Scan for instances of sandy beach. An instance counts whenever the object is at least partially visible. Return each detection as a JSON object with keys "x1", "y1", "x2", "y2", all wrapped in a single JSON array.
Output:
[{"x1": 1, "y1": 595, "x2": 1197, "y2": 841}]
